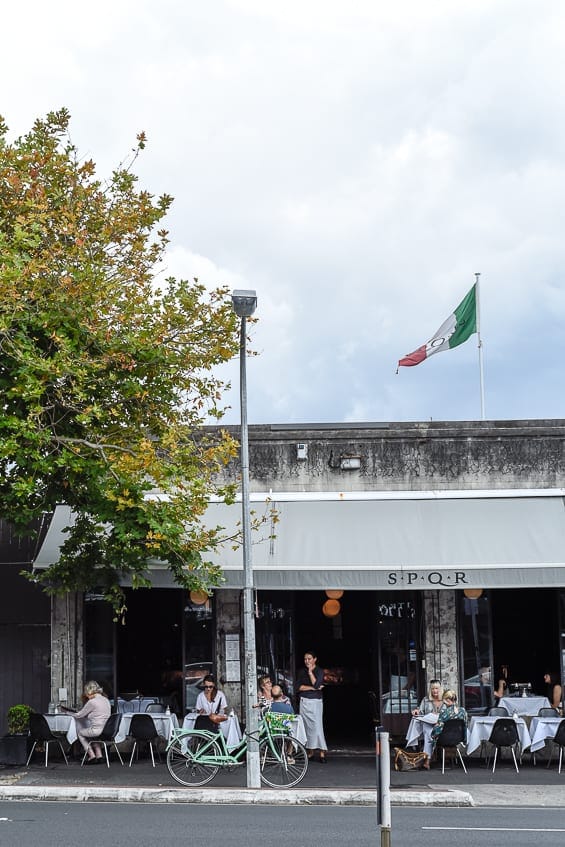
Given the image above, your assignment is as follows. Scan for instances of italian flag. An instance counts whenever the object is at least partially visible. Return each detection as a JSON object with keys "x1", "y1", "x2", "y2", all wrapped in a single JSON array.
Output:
[{"x1": 398, "y1": 284, "x2": 477, "y2": 369}]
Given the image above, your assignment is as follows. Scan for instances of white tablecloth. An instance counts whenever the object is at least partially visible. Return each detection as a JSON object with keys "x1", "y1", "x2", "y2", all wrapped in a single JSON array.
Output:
[
  {"x1": 405, "y1": 713, "x2": 438, "y2": 756},
  {"x1": 182, "y1": 713, "x2": 243, "y2": 750},
  {"x1": 530, "y1": 716, "x2": 563, "y2": 753},
  {"x1": 467, "y1": 716, "x2": 531, "y2": 755},
  {"x1": 116, "y1": 712, "x2": 179, "y2": 744},
  {"x1": 45, "y1": 712, "x2": 178, "y2": 746},
  {"x1": 287, "y1": 715, "x2": 307, "y2": 745},
  {"x1": 44, "y1": 714, "x2": 78, "y2": 745},
  {"x1": 498, "y1": 696, "x2": 551, "y2": 717}
]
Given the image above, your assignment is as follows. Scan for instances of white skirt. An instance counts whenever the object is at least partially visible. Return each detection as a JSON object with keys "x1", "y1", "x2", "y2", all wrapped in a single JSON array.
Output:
[{"x1": 299, "y1": 697, "x2": 327, "y2": 751}]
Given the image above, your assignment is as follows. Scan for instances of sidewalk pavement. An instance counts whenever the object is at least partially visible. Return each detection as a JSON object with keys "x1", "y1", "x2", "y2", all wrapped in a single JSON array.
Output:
[{"x1": 2, "y1": 749, "x2": 565, "y2": 807}]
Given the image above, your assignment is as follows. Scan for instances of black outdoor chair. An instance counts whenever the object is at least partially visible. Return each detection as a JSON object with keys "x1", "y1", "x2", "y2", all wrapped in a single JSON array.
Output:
[
  {"x1": 26, "y1": 713, "x2": 69, "y2": 767},
  {"x1": 128, "y1": 714, "x2": 161, "y2": 767},
  {"x1": 145, "y1": 702, "x2": 165, "y2": 713},
  {"x1": 488, "y1": 707, "x2": 509, "y2": 716},
  {"x1": 433, "y1": 719, "x2": 467, "y2": 774},
  {"x1": 487, "y1": 718, "x2": 520, "y2": 773},
  {"x1": 538, "y1": 707, "x2": 560, "y2": 717},
  {"x1": 80, "y1": 713, "x2": 124, "y2": 767},
  {"x1": 546, "y1": 719, "x2": 565, "y2": 773}
]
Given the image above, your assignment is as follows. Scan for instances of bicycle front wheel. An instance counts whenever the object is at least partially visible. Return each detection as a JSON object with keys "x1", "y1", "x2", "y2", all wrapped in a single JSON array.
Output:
[
  {"x1": 259, "y1": 733, "x2": 308, "y2": 788},
  {"x1": 166, "y1": 732, "x2": 221, "y2": 787}
]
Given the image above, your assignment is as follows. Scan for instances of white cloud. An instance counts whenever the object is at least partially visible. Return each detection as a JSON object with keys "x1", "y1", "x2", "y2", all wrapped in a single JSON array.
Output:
[{"x1": 3, "y1": 0, "x2": 565, "y2": 424}]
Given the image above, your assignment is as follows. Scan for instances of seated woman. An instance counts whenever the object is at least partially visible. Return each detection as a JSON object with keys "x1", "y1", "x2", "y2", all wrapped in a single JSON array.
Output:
[
  {"x1": 257, "y1": 675, "x2": 274, "y2": 709},
  {"x1": 194, "y1": 675, "x2": 228, "y2": 732},
  {"x1": 412, "y1": 679, "x2": 443, "y2": 716},
  {"x1": 67, "y1": 680, "x2": 111, "y2": 764},
  {"x1": 544, "y1": 671, "x2": 563, "y2": 712},
  {"x1": 256, "y1": 675, "x2": 292, "y2": 711},
  {"x1": 429, "y1": 690, "x2": 467, "y2": 768}
]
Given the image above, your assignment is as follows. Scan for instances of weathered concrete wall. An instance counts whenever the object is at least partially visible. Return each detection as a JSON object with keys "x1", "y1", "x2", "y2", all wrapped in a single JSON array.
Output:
[
  {"x1": 210, "y1": 419, "x2": 565, "y2": 492},
  {"x1": 422, "y1": 590, "x2": 459, "y2": 693},
  {"x1": 214, "y1": 589, "x2": 243, "y2": 716},
  {"x1": 51, "y1": 593, "x2": 83, "y2": 708}
]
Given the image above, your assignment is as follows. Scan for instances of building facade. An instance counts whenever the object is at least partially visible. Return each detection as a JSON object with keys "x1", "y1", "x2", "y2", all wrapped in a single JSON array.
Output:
[{"x1": 35, "y1": 419, "x2": 565, "y2": 744}]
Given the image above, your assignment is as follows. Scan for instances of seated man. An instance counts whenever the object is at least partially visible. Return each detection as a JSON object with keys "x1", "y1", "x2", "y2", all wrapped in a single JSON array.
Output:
[{"x1": 270, "y1": 685, "x2": 294, "y2": 715}]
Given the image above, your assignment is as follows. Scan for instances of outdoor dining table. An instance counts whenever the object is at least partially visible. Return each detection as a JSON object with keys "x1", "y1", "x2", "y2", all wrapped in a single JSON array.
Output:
[
  {"x1": 529, "y1": 716, "x2": 563, "y2": 753},
  {"x1": 183, "y1": 712, "x2": 243, "y2": 750},
  {"x1": 115, "y1": 712, "x2": 179, "y2": 744},
  {"x1": 467, "y1": 714, "x2": 531, "y2": 756},
  {"x1": 498, "y1": 695, "x2": 551, "y2": 717},
  {"x1": 405, "y1": 712, "x2": 438, "y2": 756},
  {"x1": 43, "y1": 713, "x2": 79, "y2": 745}
]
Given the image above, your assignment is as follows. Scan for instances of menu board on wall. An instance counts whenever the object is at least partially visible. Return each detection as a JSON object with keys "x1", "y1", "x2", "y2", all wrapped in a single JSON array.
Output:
[{"x1": 225, "y1": 633, "x2": 241, "y2": 682}]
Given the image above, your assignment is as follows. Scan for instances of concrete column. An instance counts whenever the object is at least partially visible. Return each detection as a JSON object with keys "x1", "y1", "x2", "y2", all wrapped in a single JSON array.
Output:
[
  {"x1": 50, "y1": 592, "x2": 83, "y2": 707},
  {"x1": 214, "y1": 589, "x2": 243, "y2": 716},
  {"x1": 422, "y1": 590, "x2": 459, "y2": 693}
]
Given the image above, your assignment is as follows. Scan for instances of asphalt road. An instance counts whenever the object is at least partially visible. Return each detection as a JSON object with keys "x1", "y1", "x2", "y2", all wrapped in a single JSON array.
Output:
[{"x1": 1, "y1": 802, "x2": 565, "y2": 847}]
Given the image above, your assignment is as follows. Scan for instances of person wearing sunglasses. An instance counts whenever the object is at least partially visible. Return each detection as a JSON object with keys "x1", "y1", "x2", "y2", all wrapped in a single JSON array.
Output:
[{"x1": 194, "y1": 675, "x2": 228, "y2": 732}]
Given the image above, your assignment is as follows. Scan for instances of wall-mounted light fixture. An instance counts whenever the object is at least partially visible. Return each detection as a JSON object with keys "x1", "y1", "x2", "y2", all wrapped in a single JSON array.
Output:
[
  {"x1": 340, "y1": 455, "x2": 361, "y2": 470},
  {"x1": 296, "y1": 443, "x2": 308, "y2": 461}
]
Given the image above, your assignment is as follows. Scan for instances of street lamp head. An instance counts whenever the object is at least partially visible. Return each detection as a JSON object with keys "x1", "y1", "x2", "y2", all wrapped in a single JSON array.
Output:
[{"x1": 231, "y1": 289, "x2": 257, "y2": 318}]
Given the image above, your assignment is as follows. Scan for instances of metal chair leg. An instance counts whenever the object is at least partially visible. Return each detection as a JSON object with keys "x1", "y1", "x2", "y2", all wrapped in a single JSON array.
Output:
[
  {"x1": 456, "y1": 747, "x2": 467, "y2": 774},
  {"x1": 112, "y1": 743, "x2": 124, "y2": 766},
  {"x1": 511, "y1": 746, "x2": 519, "y2": 773},
  {"x1": 58, "y1": 742, "x2": 69, "y2": 765},
  {"x1": 25, "y1": 742, "x2": 37, "y2": 767}
]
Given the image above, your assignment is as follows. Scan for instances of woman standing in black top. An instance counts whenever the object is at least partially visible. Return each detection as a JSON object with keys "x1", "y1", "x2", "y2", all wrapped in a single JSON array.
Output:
[{"x1": 296, "y1": 651, "x2": 327, "y2": 763}]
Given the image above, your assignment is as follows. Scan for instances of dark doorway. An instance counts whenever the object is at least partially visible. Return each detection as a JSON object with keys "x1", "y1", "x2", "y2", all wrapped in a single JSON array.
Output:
[
  {"x1": 293, "y1": 590, "x2": 375, "y2": 746},
  {"x1": 491, "y1": 588, "x2": 560, "y2": 695}
]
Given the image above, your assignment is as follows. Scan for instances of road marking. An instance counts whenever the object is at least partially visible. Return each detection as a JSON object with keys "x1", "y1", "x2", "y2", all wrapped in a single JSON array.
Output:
[{"x1": 423, "y1": 827, "x2": 565, "y2": 832}]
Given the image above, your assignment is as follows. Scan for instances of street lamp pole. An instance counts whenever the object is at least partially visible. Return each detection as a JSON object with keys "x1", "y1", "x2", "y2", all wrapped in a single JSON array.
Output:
[{"x1": 231, "y1": 289, "x2": 260, "y2": 788}]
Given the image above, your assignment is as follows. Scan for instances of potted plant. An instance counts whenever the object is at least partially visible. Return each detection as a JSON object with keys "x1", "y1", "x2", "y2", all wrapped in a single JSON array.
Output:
[{"x1": 0, "y1": 704, "x2": 33, "y2": 765}]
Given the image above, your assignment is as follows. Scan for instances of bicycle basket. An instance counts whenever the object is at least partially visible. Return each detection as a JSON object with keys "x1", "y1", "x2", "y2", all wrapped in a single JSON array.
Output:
[{"x1": 264, "y1": 711, "x2": 294, "y2": 733}]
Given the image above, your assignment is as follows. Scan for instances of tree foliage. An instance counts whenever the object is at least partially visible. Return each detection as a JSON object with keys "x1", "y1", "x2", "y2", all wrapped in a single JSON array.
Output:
[{"x1": 0, "y1": 109, "x2": 242, "y2": 616}]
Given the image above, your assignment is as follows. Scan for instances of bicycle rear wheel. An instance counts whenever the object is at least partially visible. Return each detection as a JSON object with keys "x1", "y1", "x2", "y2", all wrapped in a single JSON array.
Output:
[
  {"x1": 259, "y1": 733, "x2": 308, "y2": 788},
  {"x1": 166, "y1": 731, "x2": 221, "y2": 787}
]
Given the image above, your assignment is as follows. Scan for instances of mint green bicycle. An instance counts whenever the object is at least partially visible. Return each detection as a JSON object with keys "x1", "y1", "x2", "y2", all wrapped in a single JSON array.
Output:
[{"x1": 166, "y1": 713, "x2": 308, "y2": 788}]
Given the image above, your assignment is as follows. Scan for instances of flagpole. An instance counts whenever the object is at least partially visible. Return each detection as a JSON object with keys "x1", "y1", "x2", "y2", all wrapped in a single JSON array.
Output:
[{"x1": 475, "y1": 272, "x2": 486, "y2": 420}]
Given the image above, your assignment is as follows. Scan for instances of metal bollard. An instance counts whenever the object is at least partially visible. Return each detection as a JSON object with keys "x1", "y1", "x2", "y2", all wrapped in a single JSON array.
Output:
[{"x1": 375, "y1": 727, "x2": 392, "y2": 847}]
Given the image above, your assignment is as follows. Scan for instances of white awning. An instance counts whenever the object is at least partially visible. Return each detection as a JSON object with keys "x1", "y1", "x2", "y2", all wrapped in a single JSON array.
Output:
[{"x1": 34, "y1": 491, "x2": 565, "y2": 591}]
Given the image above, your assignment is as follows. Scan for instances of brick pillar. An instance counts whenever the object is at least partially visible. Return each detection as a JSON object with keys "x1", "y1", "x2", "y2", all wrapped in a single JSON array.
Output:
[{"x1": 50, "y1": 592, "x2": 83, "y2": 707}]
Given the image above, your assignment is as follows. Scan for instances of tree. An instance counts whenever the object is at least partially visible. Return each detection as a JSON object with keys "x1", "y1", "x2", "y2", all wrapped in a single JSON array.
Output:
[{"x1": 0, "y1": 108, "x2": 242, "y2": 617}]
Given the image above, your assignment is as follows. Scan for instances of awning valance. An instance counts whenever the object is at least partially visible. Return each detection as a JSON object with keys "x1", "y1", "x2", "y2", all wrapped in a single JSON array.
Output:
[{"x1": 33, "y1": 491, "x2": 565, "y2": 590}]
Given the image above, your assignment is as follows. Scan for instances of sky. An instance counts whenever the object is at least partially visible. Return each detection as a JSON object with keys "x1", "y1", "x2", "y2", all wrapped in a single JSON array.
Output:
[{"x1": 2, "y1": 0, "x2": 565, "y2": 425}]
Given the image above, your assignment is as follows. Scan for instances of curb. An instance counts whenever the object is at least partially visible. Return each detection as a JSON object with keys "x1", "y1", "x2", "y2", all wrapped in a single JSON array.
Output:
[{"x1": 0, "y1": 785, "x2": 474, "y2": 807}]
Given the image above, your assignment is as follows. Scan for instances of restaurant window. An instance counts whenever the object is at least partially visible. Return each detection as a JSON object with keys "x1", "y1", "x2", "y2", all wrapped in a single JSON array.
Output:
[
  {"x1": 182, "y1": 593, "x2": 214, "y2": 712},
  {"x1": 255, "y1": 591, "x2": 295, "y2": 698},
  {"x1": 459, "y1": 591, "x2": 493, "y2": 713},
  {"x1": 84, "y1": 591, "x2": 115, "y2": 698},
  {"x1": 376, "y1": 594, "x2": 420, "y2": 737}
]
